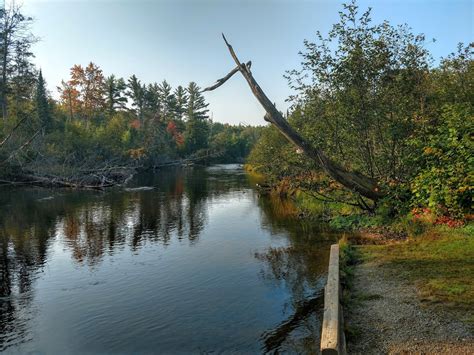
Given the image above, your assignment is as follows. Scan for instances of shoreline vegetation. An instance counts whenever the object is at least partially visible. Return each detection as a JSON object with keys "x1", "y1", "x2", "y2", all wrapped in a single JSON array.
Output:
[
  {"x1": 0, "y1": 5, "x2": 262, "y2": 190},
  {"x1": 0, "y1": 151, "x2": 244, "y2": 190}
]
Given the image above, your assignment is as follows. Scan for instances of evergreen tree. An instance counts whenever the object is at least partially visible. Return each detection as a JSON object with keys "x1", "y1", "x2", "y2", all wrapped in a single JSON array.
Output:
[
  {"x1": 127, "y1": 75, "x2": 145, "y2": 122},
  {"x1": 185, "y1": 82, "x2": 210, "y2": 153},
  {"x1": 105, "y1": 75, "x2": 127, "y2": 115},
  {"x1": 158, "y1": 80, "x2": 176, "y2": 120},
  {"x1": 186, "y1": 82, "x2": 209, "y2": 121},
  {"x1": 35, "y1": 69, "x2": 50, "y2": 131},
  {"x1": 144, "y1": 82, "x2": 161, "y2": 117},
  {"x1": 174, "y1": 85, "x2": 188, "y2": 121},
  {"x1": 10, "y1": 40, "x2": 38, "y2": 106}
]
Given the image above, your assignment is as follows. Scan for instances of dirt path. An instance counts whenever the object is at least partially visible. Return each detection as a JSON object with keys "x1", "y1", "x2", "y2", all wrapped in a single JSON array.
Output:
[{"x1": 345, "y1": 261, "x2": 474, "y2": 354}]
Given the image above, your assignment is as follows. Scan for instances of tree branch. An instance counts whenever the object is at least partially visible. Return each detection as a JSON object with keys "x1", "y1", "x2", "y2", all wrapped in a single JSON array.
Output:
[
  {"x1": 204, "y1": 34, "x2": 383, "y2": 201},
  {"x1": 0, "y1": 129, "x2": 41, "y2": 166},
  {"x1": 201, "y1": 63, "x2": 250, "y2": 93},
  {"x1": 0, "y1": 116, "x2": 28, "y2": 148}
]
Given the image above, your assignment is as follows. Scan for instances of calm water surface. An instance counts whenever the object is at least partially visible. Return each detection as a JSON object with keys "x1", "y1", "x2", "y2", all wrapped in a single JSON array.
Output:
[{"x1": 0, "y1": 164, "x2": 342, "y2": 354}]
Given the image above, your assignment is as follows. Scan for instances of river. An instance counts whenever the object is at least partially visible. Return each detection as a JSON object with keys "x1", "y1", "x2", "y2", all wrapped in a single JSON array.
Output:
[{"x1": 0, "y1": 164, "x2": 343, "y2": 354}]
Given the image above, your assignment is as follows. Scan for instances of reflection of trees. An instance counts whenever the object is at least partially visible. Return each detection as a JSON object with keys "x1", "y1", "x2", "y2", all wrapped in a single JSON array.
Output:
[
  {"x1": 255, "y1": 244, "x2": 329, "y2": 354},
  {"x1": 58, "y1": 168, "x2": 212, "y2": 264},
  {"x1": 0, "y1": 166, "x2": 232, "y2": 351},
  {"x1": 0, "y1": 189, "x2": 57, "y2": 351},
  {"x1": 255, "y1": 194, "x2": 339, "y2": 354}
]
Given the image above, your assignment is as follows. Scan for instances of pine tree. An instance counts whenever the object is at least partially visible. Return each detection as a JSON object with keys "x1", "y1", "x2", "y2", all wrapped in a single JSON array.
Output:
[
  {"x1": 185, "y1": 82, "x2": 210, "y2": 153},
  {"x1": 35, "y1": 69, "x2": 50, "y2": 131},
  {"x1": 127, "y1": 75, "x2": 145, "y2": 122},
  {"x1": 174, "y1": 85, "x2": 188, "y2": 121},
  {"x1": 186, "y1": 82, "x2": 209, "y2": 121},
  {"x1": 105, "y1": 75, "x2": 127, "y2": 116},
  {"x1": 158, "y1": 80, "x2": 176, "y2": 120},
  {"x1": 144, "y1": 82, "x2": 161, "y2": 117}
]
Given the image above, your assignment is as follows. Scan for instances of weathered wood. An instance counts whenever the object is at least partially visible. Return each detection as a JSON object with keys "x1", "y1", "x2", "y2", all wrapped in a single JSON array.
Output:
[
  {"x1": 321, "y1": 244, "x2": 346, "y2": 355},
  {"x1": 201, "y1": 63, "x2": 250, "y2": 92},
  {"x1": 203, "y1": 35, "x2": 383, "y2": 202}
]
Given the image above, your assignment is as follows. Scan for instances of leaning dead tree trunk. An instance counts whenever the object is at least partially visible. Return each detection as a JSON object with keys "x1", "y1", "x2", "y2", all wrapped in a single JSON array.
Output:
[{"x1": 203, "y1": 34, "x2": 383, "y2": 202}]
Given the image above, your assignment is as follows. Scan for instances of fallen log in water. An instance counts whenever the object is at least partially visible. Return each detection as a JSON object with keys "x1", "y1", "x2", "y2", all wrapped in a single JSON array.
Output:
[
  {"x1": 152, "y1": 149, "x2": 226, "y2": 169},
  {"x1": 0, "y1": 168, "x2": 137, "y2": 190}
]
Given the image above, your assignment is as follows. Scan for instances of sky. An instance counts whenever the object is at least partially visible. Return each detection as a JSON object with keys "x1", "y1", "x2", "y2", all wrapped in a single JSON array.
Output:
[{"x1": 12, "y1": 0, "x2": 474, "y2": 125}]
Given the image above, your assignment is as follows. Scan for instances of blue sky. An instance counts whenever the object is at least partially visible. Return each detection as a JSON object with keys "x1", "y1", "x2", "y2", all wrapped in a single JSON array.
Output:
[{"x1": 18, "y1": 0, "x2": 474, "y2": 125}]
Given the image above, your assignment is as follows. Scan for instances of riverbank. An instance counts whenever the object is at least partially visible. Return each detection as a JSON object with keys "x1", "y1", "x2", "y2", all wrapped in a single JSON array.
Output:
[{"x1": 342, "y1": 225, "x2": 474, "y2": 354}]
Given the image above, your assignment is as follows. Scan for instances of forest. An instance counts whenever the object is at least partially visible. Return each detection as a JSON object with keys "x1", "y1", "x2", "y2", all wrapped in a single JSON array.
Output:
[{"x1": 0, "y1": 4, "x2": 262, "y2": 188}]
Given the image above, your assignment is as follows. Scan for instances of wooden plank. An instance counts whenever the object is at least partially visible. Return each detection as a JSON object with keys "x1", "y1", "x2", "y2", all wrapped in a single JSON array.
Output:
[{"x1": 321, "y1": 244, "x2": 346, "y2": 355}]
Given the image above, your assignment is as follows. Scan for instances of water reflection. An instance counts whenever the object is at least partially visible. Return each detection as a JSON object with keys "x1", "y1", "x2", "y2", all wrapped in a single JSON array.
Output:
[{"x1": 0, "y1": 165, "x2": 340, "y2": 353}]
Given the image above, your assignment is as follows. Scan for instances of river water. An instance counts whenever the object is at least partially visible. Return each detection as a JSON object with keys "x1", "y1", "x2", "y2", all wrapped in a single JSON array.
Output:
[{"x1": 0, "y1": 164, "x2": 342, "y2": 354}]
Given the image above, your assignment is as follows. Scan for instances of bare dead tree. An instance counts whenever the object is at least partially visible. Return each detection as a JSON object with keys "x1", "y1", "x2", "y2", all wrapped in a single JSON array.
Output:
[
  {"x1": 0, "y1": 128, "x2": 41, "y2": 166},
  {"x1": 202, "y1": 34, "x2": 383, "y2": 202}
]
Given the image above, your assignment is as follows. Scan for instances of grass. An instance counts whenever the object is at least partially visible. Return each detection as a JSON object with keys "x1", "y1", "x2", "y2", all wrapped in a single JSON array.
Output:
[
  {"x1": 359, "y1": 224, "x2": 474, "y2": 317},
  {"x1": 294, "y1": 191, "x2": 360, "y2": 222}
]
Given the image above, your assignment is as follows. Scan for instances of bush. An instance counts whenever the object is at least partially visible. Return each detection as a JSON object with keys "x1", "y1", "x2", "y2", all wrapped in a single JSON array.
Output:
[{"x1": 410, "y1": 104, "x2": 473, "y2": 218}]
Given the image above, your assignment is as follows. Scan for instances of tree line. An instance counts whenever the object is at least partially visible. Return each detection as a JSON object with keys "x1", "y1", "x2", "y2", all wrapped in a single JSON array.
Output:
[{"x1": 0, "y1": 4, "x2": 262, "y2": 187}]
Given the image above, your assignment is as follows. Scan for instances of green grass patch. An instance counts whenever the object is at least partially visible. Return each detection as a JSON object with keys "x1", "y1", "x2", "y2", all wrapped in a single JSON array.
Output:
[{"x1": 360, "y1": 224, "x2": 474, "y2": 314}]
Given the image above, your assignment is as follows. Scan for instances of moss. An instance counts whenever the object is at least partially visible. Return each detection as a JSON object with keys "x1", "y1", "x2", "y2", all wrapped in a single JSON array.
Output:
[{"x1": 339, "y1": 236, "x2": 359, "y2": 305}]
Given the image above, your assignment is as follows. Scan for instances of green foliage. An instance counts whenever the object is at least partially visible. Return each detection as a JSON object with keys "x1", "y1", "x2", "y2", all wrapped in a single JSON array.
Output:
[
  {"x1": 246, "y1": 123, "x2": 312, "y2": 179},
  {"x1": 209, "y1": 123, "x2": 263, "y2": 162},
  {"x1": 410, "y1": 104, "x2": 473, "y2": 217},
  {"x1": 105, "y1": 75, "x2": 127, "y2": 115},
  {"x1": 329, "y1": 214, "x2": 383, "y2": 231},
  {"x1": 249, "y1": 2, "x2": 473, "y2": 220},
  {"x1": 286, "y1": 0, "x2": 431, "y2": 181},
  {"x1": 0, "y1": 7, "x2": 262, "y2": 182},
  {"x1": 186, "y1": 82, "x2": 209, "y2": 121},
  {"x1": 35, "y1": 70, "x2": 51, "y2": 131},
  {"x1": 184, "y1": 82, "x2": 210, "y2": 153},
  {"x1": 127, "y1": 74, "x2": 145, "y2": 121},
  {"x1": 185, "y1": 119, "x2": 209, "y2": 154}
]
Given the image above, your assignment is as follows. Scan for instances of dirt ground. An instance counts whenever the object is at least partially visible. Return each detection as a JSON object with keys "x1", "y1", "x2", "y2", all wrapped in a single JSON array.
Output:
[{"x1": 345, "y1": 261, "x2": 474, "y2": 355}]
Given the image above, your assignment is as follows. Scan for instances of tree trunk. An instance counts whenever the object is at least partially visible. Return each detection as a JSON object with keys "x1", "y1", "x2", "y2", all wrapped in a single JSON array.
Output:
[
  {"x1": 203, "y1": 35, "x2": 383, "y2": 202},
  {"x1": 1, "y1": 32, "x2": 8, "y2": 120}
]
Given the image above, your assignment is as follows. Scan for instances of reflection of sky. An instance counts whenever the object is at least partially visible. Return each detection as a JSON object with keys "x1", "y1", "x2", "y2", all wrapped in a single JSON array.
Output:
[{"x1": 28, "y1": 190, "x2": 291, "y2": 353}]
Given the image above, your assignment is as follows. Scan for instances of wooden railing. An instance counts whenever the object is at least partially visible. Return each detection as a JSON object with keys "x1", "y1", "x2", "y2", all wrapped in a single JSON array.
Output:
[{"x1": 320, "y1": 244, "x2": 347, "y2": 355}]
